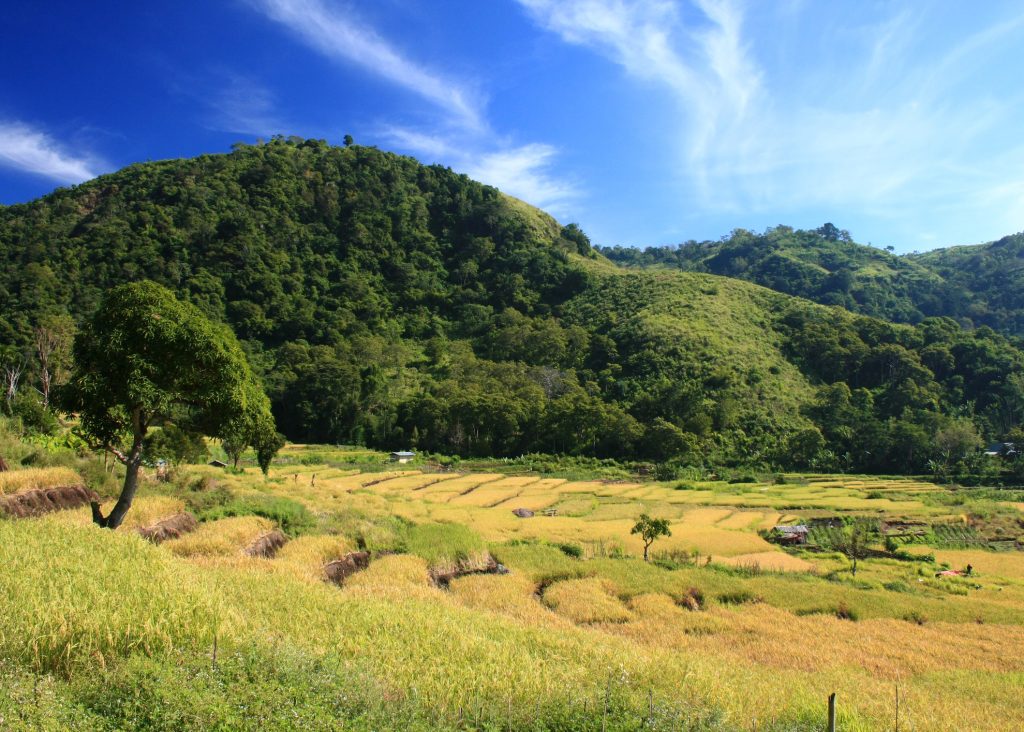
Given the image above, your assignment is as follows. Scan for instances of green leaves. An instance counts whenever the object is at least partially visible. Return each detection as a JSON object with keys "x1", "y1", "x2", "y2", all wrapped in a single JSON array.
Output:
[{"x1": 59, "y1": 281, "x2": 274, "y2": 457}]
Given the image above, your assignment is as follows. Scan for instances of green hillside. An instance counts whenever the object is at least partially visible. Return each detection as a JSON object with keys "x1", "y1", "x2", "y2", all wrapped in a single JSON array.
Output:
[
  {"x1": 911, "y1": 232, "x2": 1024, "y2": 336},
  {"x1": 1, "y1": 138, "x2": 1023, "y2": 475},
  {"x1": 599, "y1": 225, "x2": 1024, "y2": 338}
]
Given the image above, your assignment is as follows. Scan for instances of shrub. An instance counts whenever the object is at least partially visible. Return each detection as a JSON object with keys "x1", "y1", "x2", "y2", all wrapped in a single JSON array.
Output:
[
  {"x1": 834, "y1": 601, "x2": 859, "y2": 621},
  {"x1": 10, "y1": 394, "x2": 59, "y2": 436},
  {"x1": 557, "y1": 542, "x2": 582, "y2": 559},
  {"x1": 199, "y1": 494, "x2": 315, "y2": 537},
  {"x1": 716, "y1": 590, "x2": 762, "y2": 605},
  {"x1": 904, "y1": 610, "x2": 927, "y2": 625}
]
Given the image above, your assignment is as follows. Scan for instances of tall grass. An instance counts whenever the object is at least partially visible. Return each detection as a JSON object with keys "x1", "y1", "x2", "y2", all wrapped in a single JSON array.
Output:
[
  {"x1": 0, "y1": 518, "x2": 220, "y2": 676},
  {"x1": 0, "y1": 466, "x2": 82, "y2": 494}
]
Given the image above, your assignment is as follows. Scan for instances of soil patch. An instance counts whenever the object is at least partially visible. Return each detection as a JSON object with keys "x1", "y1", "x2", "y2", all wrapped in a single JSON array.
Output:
[
  {"x1": 323, "y1": 551, "x2": 371, "y2": 585},
  {"x1": 431, "y1": 553, "x2": 509, "y2": 588},
  {"x1": 137, "y1": 513, "x2": 198, "y2": 544},
  {"x1": 0, "y1": 485, "x2": 99, "y2": 518},
  {"x1": 243, "y1": 530, "x2": 288, "y2": 558}
]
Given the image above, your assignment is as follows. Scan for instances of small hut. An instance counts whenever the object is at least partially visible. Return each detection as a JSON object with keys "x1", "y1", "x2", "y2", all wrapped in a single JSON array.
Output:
[
  {"x1": 772, "y1": 525, "x2": 809, "y2": 546},
  {"x1": 389, "y1": 451, "x2": 415, "y2": 464}
]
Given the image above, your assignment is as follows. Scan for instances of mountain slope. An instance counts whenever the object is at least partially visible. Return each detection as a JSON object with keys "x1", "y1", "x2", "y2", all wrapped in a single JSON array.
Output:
[
  {"x1": 1, "y1": 138, "x2": 1022, "y2": 473},
  {"x1": 599, "y1": 225, "x2": 1024, "y2": 338},
  {"x1": 911, "y1": 232, "x2": 1024, "y2": 336}
]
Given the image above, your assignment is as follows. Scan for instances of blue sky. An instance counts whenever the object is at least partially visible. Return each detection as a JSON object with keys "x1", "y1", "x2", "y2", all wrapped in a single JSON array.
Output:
[{"x1": 3, "y1": 1, "x2": 1024, "y2": 253}]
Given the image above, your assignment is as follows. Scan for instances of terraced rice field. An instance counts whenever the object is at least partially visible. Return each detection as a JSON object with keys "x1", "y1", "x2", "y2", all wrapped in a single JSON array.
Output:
[{"x1": 4, "y1": 456, "x2": 1024, "y2": 730}]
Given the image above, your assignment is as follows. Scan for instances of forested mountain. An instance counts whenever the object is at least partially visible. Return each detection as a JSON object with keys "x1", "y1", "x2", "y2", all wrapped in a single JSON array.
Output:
[
  {"x1": 910, "y1": 232, "x2": 1024, "y2": 337},
  {"x1": 2, "y1": 137, "x2": 1023, "y2": 474},
  {"x1": 599, "y1": 225, "x2": 1024, "y2": 339}
]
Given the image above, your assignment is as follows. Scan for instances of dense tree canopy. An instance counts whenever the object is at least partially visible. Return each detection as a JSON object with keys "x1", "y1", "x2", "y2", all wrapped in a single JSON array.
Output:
[
  {"x1": 598, "y1": 225, "x2": 1024, "y2": 337},
  {"x1": 58, "y1": 281, "x2": 276, "y2": 527},
  {"x1": 2, "y1": 138, "x2": 1023, "y2": 476}
]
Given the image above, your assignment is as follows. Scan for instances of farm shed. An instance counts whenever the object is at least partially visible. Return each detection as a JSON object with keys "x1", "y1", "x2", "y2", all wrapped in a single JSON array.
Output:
[
  {"x1": 984, "y1": 442, "x2": 1018, "y2": 458},
  {"x1": 389, "y1": 451, "x2": 415, "y2": 464},
  {"x1": 771, "y1": 525, "x2": 809, "y2": 545}
]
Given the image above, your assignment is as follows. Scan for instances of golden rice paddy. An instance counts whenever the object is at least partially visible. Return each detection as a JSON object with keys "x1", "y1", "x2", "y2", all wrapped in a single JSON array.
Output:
[
  {"x1": 4, "y1": 456, "x2": 1024, "y2": 731},
  {"x1": 0, "y1": 466, "x2": 81, "y2": 494}
]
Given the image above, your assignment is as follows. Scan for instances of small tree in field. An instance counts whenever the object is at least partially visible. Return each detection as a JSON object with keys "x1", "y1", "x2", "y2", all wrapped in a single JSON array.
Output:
[
  {"x1": 631, "y1": 513, "x2": 671, "y2": 561},
  {"x1": 58, "y1": 281, "x2": 277, "y2": 529},
  {"x1": 832, "y1": 519, "x2": 874, "y2": 576}
]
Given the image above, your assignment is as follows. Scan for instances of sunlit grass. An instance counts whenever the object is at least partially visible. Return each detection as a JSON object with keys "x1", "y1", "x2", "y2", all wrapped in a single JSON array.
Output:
[
  {"x1": 543, "y1": 577, "x2": 633, "y2": 624},
  {"x1": 6, "y1": 455, "x2": 1024, "y2": 730},
  {"x1": 272, "y1": 534, "x2": 354, "y2": 582},
  {"x1": 0, "y1": 466, "x2": 82, "y2": 494},
  {"x1": 164, "y1": 516, "x2": 275, "y2": 557}
]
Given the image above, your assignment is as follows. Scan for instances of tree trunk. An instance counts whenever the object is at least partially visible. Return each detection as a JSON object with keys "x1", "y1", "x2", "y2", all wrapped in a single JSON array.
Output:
[
  {"x1": 92, "y1": 415, "x2": 147, "y2": 529},
  {"x1": 643, "y1": 542, "x2": 650, "y2": 561}
]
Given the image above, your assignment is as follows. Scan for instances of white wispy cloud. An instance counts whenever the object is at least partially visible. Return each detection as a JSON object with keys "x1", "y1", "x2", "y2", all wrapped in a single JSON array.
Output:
[
  {"x1": 249, "y1": 0, "x2": 484, "y2": 132},
  {"x1": 244, "y1": 0, "x2": 580, "y2": 216},
  {"x1": 381, "y1": 126, "x2": 579, "y2": 216},
  {"x1": 464, "y1": 144, "x2": 579, "y2": 215},
  {"x1": 207, "y1": 74, "x2": 289, "y2": 136},
  {"x1": 517, "y1": 0, "x2": 760, "y2": 166},
  {"x1": 0, "y1": 121, "x2": 100, "y2": 184},
  {"x1": 518, "y1": 0, "x2": 1024, "y2": 240}
]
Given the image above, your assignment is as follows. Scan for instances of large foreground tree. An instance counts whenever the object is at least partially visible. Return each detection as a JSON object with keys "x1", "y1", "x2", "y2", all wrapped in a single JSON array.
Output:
[{"x1": 59, "y1": 281, "x2": 277, "y2": 528}]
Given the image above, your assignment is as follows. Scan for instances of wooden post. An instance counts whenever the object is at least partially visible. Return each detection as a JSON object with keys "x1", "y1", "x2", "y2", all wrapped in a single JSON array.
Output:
[
  {"x1": 828, "y1": 692, "x2": 837, "y2": 732},
  {"x1": 895, "y1": 683, "x2": 900, "y2": 732}
]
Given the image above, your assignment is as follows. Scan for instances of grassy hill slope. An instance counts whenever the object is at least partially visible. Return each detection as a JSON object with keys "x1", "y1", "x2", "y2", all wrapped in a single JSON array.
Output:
[
  {"x1": 599, "y1": 225, "x2": 1024, "y2": 338},
  {"x1": 1, "y1": 139, "x2": 1023, "y2": 474},
  {"x1": 911, "y1": 232, "x2": 1024, "y2": 336}
]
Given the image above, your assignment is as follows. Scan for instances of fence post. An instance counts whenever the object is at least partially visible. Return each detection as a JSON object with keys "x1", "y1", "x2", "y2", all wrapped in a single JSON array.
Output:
[
  {"x1": 828, "y1": 692, "x2": 837, "y2": 732},
  {"x1": 895, "y1": 683, "x2": 899, "y2": 732}
]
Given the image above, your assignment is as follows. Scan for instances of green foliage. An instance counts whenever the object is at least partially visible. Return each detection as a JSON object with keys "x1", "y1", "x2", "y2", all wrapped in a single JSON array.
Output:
[
  {"x1": 199, "y1": 493, "x2": 316, "y2": 537},
  {"x1": 826, "y1": 520, "x2": 876, "y2": 576},
  {"x1": 2, "y1": 140, "x2": 1023, "y2": 475},
  {"x1": 58, "y1": 281, "x2": 273, "y2": 452},
  {"x1": 55, "y1": 281, "x2": 276, "y2": 527},
  {"x1": 631, "y1": 513, "x2": 672, "y2": 561},
  {"x1": 599, "y1": 225, "x2": 1024, "y2": 337},
  {"x1": 144, "y1": 425, "x2": 209, "y2": 466},
  {"x1": 404, "y1": 522, "x2": 488, "y2": 567}
]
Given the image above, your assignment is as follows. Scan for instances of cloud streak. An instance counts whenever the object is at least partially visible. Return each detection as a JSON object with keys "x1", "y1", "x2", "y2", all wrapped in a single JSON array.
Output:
[
  {"x1": 246, "y1": 0, "x2": 579, "y2": 215},
  {"x1": 249, "y1": 0, "x2": 484, "y2": 132},
  {"x1": 517, "y1": 0, "x2": 1024, "y2": 246},
  {"x1": 0, "y1": 121, "x2": 100, "y2": 184},
  {"x1": 203, "y1": 74, "x2": 290, "y2": 136},
  {"x1": 381, "y1": 126, "x2": 579, "y2": 215}
]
